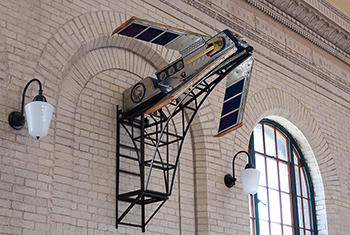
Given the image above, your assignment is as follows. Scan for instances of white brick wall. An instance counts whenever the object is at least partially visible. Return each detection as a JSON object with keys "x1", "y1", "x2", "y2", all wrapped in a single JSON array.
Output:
[{"x1": 1, "y1": 0, "x2": 350, "y2": 234}]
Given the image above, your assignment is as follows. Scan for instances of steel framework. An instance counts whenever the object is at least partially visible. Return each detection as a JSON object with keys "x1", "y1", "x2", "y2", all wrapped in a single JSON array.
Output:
[{"x1": 116, "y1": 50, "x2": 252, "y2": 232}]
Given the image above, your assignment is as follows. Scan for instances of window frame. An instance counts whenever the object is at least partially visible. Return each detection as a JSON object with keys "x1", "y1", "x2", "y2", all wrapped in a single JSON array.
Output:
[{"x1": 249, "y1": 119, "x2": 318, "y2": 235}]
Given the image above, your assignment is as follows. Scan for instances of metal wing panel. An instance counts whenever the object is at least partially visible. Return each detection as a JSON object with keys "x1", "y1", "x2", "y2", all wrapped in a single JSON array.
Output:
[
  {"x1": 215, "y1": 56, "x2": 254, "y2": 137},
  {"x1": 112, "y1": 17, "x2": 210, "y2": 52}
]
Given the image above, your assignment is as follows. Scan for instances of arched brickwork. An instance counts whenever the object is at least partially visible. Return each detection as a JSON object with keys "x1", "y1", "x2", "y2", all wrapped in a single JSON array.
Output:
[
  {"x1": 35, "y1": 10, "x2": 194, "y2": 234},
  {"x1": 188, "y1": 79, "x2": 331, "y2": 234},
  {"x1": 52, "y1": 50, "x2": 152, "y2": 232},
  {"x1": 51, "y1": 48, "x2": 196, "y2": 234},
  {"x1": 189, "y1": 79, "x2": 242, "y2": 234},
  {"x1": 32, "y1": 11, "x2": 181, "y2": 143},
  {"x1": 242, "y1": 88, "x2": 330, "y2": 234},
  {"x1": 34, "y1": 11, "x2": 178, "y2": 104},
  {"x1": 189, "y1": 101, "x2": 219, "y2": 234}
]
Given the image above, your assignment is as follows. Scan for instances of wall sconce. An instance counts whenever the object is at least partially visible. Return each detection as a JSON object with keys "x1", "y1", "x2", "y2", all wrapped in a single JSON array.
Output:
[
  {"x1": 8, "y1": 79, "x2": 54, "y2": 139},
  {"x1": 224, "y1": 150, "x2": 260, "y2": 195}
]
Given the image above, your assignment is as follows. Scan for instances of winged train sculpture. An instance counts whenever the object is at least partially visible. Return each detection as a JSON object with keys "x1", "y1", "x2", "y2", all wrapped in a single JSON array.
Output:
[
  {"x1": 113, "y1": 17, "x2": 253, "y2": 135},
  {"x1": 113, "y1": 17, "x2": 255, "y2": 232}
]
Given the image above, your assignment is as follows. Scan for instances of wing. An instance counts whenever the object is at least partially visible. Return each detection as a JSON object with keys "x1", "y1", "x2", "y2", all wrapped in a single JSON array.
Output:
[
  {"x1": 112, "y1": 17, "x2": 210, "y2": 53},
  {"x1": 215, "y1": 56, "x2": 254, "y2": 137}
]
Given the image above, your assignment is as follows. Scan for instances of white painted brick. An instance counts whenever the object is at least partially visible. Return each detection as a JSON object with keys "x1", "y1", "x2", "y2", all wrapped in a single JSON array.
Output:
[
  {"x1": 23, "y1": 212, "x2": 47, "y2": 222},
  {"x1": 0, "y1": 1, "x2": 349, "y2": 235},
  {"x1": 11, "y1": 218, "x2": 35, "y2": 229}
]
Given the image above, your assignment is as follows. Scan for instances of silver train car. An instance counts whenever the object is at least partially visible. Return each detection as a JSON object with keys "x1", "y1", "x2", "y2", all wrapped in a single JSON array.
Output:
[
  {"x1": 122, "y1": 76, "x2": 167, "y2": 117},
  {"x1": 113, "y1": 17, "x2": 254, "y2": 136}
]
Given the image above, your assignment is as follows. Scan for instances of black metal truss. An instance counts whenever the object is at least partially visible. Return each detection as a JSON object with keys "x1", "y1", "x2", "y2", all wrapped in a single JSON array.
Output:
[{"x1": 116, "y1": 50, "x2": 252, "y2": 232}]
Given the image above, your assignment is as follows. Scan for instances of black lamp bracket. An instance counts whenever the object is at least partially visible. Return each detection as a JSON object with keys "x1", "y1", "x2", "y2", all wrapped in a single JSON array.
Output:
[
  {"x1": 8, "y1": 79, "x2": 45, "y2": 130},
  {"x1": 224, "y1": 150, "x2": 254, "y2": 188}
]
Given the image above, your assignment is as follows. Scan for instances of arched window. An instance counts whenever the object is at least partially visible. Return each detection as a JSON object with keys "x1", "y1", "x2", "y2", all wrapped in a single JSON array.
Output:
[{"x1": 249, "y1": 119, "x2": 318, "y2": 235}]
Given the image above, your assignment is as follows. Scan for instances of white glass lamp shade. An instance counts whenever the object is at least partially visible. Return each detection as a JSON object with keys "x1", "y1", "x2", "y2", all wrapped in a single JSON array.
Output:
[
  {"x1": 25, "y1": 101, "x2": 54, "y2": 139},
  {"x1": 240, "y1": 168, "x2": 260, "y2": 195}
]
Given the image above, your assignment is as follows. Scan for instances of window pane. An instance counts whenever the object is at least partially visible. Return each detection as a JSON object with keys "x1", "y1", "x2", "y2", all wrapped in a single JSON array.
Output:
[
  {"x1": 301, "y1": 169, "x2": 308, "y2": 198},
  {"x1": 249, "y1": 196, "x2": 253, "y2": 217},
  {"x1": 279, "y1": 162, "x2": 290, "y2": 193},
  {"x1": 256, "y1": 153, "x2": 266, "y2": 186},
  {"x1": 271, "y1": 223, "x2": 282, "y2": 235},
  {"x1": 258, "y1": 187, "x2": 269, "y2": 220},
  {"x1": 293, "y1": 150, "x2": 298, "y2": 166},
  {"x1": 269, "y1": 189, "x2": 281, "y2": 223},
  {"x1": 295, "y1": 166, "x2": 301, "y2": 196},
  {"x1": 250, "y1": 122, "x2": 315, "y2": 235},
  {"x1": 283, "y1": 226, "x2": 293, "y2": 235},
  {"x1": 298, "y1": 197, "x2": 304, "y2": 228},
  {"x1": 259, "y1": 219, "x2": 270, "y2": 234},
  {"x1": 276, "y1": 132, "x2": 288, "y2": 161},
  {"x1": 267, "y1": 158, "x2": 279, "y2": 190},
  {"x1": 254, "y1": 124, "x2": 264, "y2": 153},
  {"x1": 281, "y1": 193, "x2": 292, "y2": 226},
  {"x1": 264, "y1": 125, "x2": 276, "y2": 157},
  {"x1": 304, "y1": 199, "x2": 311, "y2": 229},
  {"x1": 250, "y1": 218, "x2": 254, "y2": 235}
]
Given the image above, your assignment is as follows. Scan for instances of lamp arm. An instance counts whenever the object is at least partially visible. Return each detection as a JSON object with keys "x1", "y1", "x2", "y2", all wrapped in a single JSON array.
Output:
[
  {"x1": 20, "y1": 79, "x2": 43, "y2": 116},
  {"x1": 8, "y1": 78, "x2": 51, "y2": 134},
  {"x1": 225, "y1": 150, "x2": 253, "y2": 188},
  {"x1": 231, "y1": 150, "x2": 251, "y2": 182}
]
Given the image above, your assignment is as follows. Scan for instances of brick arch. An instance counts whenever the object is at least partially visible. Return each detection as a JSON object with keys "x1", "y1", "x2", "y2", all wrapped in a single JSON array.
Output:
[
  {"x1": 54, "y1": 46, "x2": 156, "y2": 147},
  {"x1": 242, "y1": 88, "x2": 330, "y2": 234},
  {"x1": 34, "y1": 11, "x2": 178, "y2": 112},
  {"x1": 188, "y1": 85, "x2": 331, "y2": 234},
  {"x1": 51, "y1": 47, "x2": 159, "y2": 232},
  {"x1": 52, "y1": 45, "x2": 200, "y2": 234},
  {"x1": 189, "y1": 101, "x2": 219, "y2": 234},
  {"x1": 42, "y1": 10, "x2": 192, "y2": 233},
  {"x1": 188, "y1": 75, "x2": 239, "y2": 233},
  {"x1": 34, "y1": 9, "x2": 181, "y2": 156}
]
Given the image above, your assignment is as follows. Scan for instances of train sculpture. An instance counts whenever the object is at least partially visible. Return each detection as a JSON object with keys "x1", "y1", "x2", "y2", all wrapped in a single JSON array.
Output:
[{"x1": 112, "y1": 17, "x2": 254, "y2": 136}]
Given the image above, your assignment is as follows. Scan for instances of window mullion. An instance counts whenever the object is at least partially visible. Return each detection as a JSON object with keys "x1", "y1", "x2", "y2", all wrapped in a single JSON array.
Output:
[
  {"x1": 275, "y1": 129, "x2": 284, "y2": 235},
  {"x1": 299, "y1": 149, "x2": 318, "y2": 235},
  {"x1": 300, "y1": 166, "x2": 307, "y2": 234},
  {"x1": 249, "y1": 134, "x2": 260, "y2": 235},
  {"x1": 262, "y1": 124, "x2": 272, "y2": 235},
  {"x1": 289, "y1": 142, "x2": 300, "y2": 235}
]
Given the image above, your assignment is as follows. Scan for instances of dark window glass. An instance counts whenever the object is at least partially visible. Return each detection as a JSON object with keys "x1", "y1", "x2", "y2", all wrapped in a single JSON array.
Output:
[
  {"x1": 218, "y1": 111, "x2": 239, "y2": 131},
  {"x1": 224, "y1": 79, "x2": 244, "y2": 100},
  {"x1": 152, "y1": 32, "x2": 179, "y2": 45},
  {"x1": 221, "y1": 95, "x2": 242, "y2": 116},
  {"x1": 136, "y1": 27, "x2": 163, "y2": 41},
  {"x1": 119, "y1": 23, "x2": 147, "y2": 37}
]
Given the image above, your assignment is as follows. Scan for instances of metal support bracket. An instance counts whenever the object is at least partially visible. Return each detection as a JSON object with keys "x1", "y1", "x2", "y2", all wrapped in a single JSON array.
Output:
[{"x1": 116, "y1": 52, "x2": 252, "y2": 232}]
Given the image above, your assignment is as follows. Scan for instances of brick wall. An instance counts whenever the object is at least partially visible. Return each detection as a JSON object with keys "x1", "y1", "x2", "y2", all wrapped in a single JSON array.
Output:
[{"x1": 1, "y1": 0, "x2": 350, "y2": 234}]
